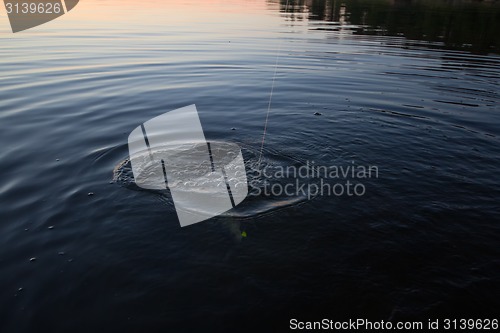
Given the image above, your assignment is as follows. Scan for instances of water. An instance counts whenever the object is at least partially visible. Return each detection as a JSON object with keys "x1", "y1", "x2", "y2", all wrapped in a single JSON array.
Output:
[{"x1": 1, "y1": 0, "x2": 499, "y2": 332}]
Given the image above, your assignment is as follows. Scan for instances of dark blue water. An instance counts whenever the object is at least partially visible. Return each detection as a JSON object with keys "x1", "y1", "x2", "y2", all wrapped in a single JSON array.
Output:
[{"x1": 1, "y1": 0, "x2": 499, "y2": 332}]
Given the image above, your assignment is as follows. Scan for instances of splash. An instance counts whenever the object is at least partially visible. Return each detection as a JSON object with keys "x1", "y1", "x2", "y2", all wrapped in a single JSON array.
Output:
[{"x1": 113, "y1": 141, "x2": 316, "y2": 220}]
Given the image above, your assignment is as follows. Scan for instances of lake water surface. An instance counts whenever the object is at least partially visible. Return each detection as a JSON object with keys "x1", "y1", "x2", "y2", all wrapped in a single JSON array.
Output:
[{"x1": 1, "y1": 0, "x2": 499, "y2": 332}]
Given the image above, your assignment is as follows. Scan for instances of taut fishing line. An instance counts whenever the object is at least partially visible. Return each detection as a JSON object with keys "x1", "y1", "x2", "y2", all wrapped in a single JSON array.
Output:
[{"x1": 257, "y1": 0, "x2": 291, "y2": 167}]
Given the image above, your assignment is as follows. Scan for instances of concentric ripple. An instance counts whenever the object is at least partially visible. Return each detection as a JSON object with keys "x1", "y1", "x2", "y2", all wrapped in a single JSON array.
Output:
[{"x1": 113, "y1": 141, "x2": 317, "y2": 219}]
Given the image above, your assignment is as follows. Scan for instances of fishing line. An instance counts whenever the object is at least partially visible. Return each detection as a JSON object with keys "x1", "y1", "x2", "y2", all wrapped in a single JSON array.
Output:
[{"x1": 257, "y1": 0, "x2": 291, "y2": 166}]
